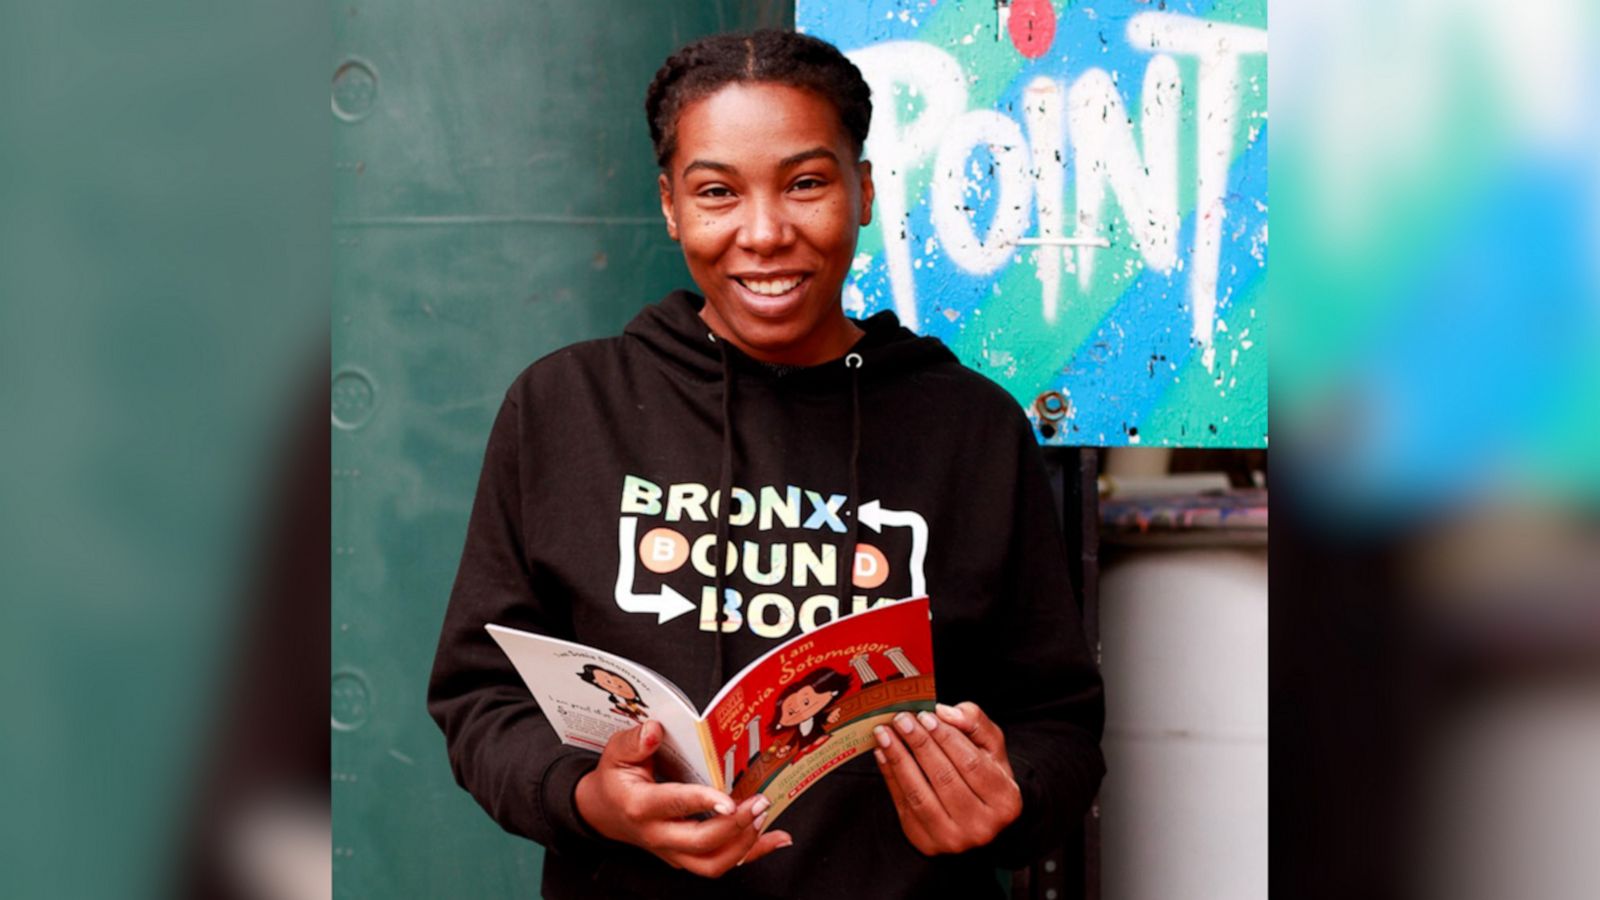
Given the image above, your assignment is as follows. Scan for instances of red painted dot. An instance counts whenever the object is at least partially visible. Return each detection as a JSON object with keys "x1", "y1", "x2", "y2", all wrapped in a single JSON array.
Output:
[{"x1": 1008, "y1": 0, "x2": 1057, "y2": 60}]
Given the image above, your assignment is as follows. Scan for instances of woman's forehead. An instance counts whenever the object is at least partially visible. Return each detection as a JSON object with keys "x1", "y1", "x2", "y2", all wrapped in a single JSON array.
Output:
[{"x1": 671, "y1": 83, "x2": 853, "y2": 169}]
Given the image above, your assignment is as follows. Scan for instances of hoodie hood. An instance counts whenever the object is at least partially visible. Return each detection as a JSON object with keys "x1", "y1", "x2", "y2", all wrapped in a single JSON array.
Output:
[{"x1": 623, "y1": 289, "x2": 957, "y2": 386}]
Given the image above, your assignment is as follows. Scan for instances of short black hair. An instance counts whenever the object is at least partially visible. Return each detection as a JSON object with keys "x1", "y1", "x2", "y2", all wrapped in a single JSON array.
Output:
[{"x1": 645, "y1": 29, "x2": 873, "y2": 171}]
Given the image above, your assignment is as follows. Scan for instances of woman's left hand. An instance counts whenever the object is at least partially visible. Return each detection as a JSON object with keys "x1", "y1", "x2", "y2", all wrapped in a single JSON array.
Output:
[{"x1": 872, "y1": 701, "x2": 1022, "y2": 855}]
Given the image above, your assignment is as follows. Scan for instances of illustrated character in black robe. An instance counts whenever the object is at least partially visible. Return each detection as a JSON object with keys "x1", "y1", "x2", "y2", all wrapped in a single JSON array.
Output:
[
  {"x1": 579, "y1": 664, "x2": 650, "y2": 722},
  {"x1": 769, "y1": 667, "x2": 852, "y2": 760}
]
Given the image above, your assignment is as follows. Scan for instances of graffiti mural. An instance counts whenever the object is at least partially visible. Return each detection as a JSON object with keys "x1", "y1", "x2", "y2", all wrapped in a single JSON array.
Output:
[{"x1": 798, "y1": 0, "x2": 1267, "y2": 447}]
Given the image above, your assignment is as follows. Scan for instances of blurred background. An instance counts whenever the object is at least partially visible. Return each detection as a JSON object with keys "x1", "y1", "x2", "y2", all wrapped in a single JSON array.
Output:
[
  {"x1": 0, "y1": 0, "x2": 1596, "y2": 899},
  {"x1": 1, "y1": 0, "x2": 331, "y2": 898},
  {"x1": 1273, "y1": 2, "x2": 1600, "y2": 899}
]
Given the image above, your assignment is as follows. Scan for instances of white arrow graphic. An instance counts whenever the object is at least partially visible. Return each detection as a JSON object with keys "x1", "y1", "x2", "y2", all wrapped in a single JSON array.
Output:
[
  {"x1": 614, "y1": 517, "x2": 696, "y2": 624},
  {"x1": 856, "y1": 500, "x2": 928, "y2": 599}
]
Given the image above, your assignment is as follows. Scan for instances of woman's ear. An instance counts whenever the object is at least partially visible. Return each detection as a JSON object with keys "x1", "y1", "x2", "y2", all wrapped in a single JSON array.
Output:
[
  {"x1": 857, "y1": 160, "x2": 875, "y2": 227},
  {"x1": 658, "y1": 172, "x2": 679, "y2": 241}
]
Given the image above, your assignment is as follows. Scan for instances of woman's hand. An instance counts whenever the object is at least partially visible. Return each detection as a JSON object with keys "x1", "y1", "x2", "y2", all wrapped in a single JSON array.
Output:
[
  {"x1": 872, "y1": 702, "x2": 1023, "y2": 855},
  {"x1": 575, "y1": 720, "x2": 792, "y2": 876}
]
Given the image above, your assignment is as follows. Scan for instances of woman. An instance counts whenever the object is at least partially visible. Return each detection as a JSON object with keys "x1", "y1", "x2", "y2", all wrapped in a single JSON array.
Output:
[{"x1": 429, "y1": 29, "x2": 1103, "y2": 899}]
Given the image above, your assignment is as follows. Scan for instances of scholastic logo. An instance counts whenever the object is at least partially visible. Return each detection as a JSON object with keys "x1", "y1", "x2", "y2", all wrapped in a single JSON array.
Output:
[{"x1": 613, "y1": 474, "x2": 928, "y2": 640}]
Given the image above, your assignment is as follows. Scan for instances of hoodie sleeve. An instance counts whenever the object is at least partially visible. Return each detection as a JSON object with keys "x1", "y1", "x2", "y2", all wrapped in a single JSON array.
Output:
[
  {"x1": 977, "y1": 414, "x2": 1106, "y2": 869},
  {"x1": 427, "y1": 392, "x2": 604, "y2": 853}
]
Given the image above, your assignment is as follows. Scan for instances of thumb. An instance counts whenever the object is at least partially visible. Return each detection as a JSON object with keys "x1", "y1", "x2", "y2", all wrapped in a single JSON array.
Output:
[{"x1": 610, "y1": 720, "x2": 663, "y2": 766}]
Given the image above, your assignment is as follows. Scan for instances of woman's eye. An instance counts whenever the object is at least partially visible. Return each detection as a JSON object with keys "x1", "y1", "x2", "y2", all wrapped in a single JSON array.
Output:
[
  {"x1": 697, "y1": 186, "x2": 733, "y2": 199},
  {"x1": 791, "y1": 177, "x2": 826, "y2": 192}
]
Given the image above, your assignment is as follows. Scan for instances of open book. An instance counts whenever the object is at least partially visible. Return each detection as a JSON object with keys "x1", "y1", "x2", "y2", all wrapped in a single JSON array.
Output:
[{"x1": 486, "y1": 597, "x2": 934, "y2": 826}]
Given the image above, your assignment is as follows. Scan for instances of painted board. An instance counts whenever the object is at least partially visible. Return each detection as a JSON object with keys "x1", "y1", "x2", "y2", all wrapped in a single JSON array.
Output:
[{"x1": 798, "y1": 0, "x2": 1268, "y2": 447}]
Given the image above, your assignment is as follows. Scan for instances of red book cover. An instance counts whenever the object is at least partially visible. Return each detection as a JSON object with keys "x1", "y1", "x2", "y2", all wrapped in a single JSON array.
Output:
[{"x1": 703, "y1": 597, "x2": 935, "y2": 825}]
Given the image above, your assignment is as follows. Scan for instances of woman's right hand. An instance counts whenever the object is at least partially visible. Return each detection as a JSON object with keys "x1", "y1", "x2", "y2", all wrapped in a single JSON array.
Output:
[{"x1": 574, "y1": 720, "x2": 793, "y2": 877}]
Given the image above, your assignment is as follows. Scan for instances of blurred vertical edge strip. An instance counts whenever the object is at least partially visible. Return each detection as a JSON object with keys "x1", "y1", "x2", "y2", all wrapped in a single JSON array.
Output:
[
  {"x1": 1272, "y1": 2, "x2": 1600, "y2": 900},
  {"x1": 0, "y1": 0, "x2": 331, "y2": 898}
]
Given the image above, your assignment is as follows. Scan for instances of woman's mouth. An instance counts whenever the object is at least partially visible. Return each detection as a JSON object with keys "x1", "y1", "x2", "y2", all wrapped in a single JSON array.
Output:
[
  {"x1": 738, "y1": 275, "x2": 804, "y2": 296},
  {"x1": 731, "y1": 274, "x2": 809, "y2": 314}
]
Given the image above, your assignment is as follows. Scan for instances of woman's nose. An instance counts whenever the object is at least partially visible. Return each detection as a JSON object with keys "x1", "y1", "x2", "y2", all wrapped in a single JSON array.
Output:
[{"x1": 736, "y1": 196, "x2": 794, "y2": 255}]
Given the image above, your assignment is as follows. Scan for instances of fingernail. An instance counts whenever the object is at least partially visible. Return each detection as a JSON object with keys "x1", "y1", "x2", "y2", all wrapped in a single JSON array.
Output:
[
  {"x1": 752, "y1": 796, "x2": 772, "y2": 817},
  {"x1": 935, "y1": 702, "x2": 959, "y2": 719},
  {"x1": 874, "y1": 725, "x2": 891, "y2": 748},
  {"x1": 895, "y1": 712, "x2": 916, "y2": 735},
  {"x1": 753, "y1": 811, "x2": 768, "y2": 831},
  {"x1": 714, "y1": 799, "x2": 735, "y2": 816},
  {"x1": 917, "y1": 711, "x2": 939, "y2": 731},
  {"x1": 873, "y1": 749, "x2": 886, "y2": 764},
  {"x1": 777, "y1": 837, "x2": 794, "y2": 849}
]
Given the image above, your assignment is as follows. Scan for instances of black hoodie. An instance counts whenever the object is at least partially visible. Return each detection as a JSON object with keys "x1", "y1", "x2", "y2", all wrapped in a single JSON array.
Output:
[{"x1": 428, "y1": 291, "x2": 1104, "y2": 899}]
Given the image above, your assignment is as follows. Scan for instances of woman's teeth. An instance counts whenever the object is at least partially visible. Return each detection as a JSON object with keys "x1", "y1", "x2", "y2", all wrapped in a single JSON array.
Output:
[{"x1": 740, "y1": 276, "x2": 803, "y2": 296}]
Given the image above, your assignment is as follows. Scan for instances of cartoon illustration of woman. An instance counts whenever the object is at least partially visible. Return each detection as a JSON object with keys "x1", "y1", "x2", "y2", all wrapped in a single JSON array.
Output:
[
  {"x1": 578, "y1": 664, "x2": 650, "y2": 722},
  {"x1": 768, "y1": 667, "x2": 852, "y2": 760}
]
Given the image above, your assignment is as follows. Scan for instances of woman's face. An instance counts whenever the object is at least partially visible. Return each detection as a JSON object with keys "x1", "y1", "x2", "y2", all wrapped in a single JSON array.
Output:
[{"x1": 659, "y1": 82, "x2": 874, "y2": 367}]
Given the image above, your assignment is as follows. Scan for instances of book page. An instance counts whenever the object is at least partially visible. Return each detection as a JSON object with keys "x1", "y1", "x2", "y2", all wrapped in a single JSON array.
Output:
[
  {"x1": 485, "y1": 625, "x2": 712, "y2": 785},
  {"x1": 701, "y1": 597, "x2": 936, "y2": 826}
]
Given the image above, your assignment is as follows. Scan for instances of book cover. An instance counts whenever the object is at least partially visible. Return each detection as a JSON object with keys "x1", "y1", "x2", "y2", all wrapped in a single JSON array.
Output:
[
  {"x1": 486, "y1": 596, "x2": 935, "y2": 825},
  {"x1": 704, "y1": 597, "x2": 935, "y2": 825}
]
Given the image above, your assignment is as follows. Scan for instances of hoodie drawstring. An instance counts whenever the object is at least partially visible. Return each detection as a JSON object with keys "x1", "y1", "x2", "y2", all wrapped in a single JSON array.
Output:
[
  {"x1": 706, "y1": 340, "x2": 866, "y2": 704},
  {"x1": 839, "y1": 352, "x2": 864, "y2": 616},
  {"x1": 709, "y1": 336, "x2": 735, "y2": 700}
]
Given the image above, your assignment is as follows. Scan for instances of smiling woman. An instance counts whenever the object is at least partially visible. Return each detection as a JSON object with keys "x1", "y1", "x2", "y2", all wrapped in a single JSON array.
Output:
[{"x1": 428, "y1": 27, "x2": 1104, "y2": 900}]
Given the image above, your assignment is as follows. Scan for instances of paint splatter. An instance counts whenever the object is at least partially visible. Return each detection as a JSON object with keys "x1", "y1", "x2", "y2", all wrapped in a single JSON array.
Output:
[{"x1": 1007, "y1": 0, "x2": 1057, "y2": 60}]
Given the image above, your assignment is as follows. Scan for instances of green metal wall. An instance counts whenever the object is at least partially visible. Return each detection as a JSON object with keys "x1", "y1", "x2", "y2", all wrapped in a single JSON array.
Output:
[{"x1": 332, "y1": 3, "x2": 788, "y2": 896}]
